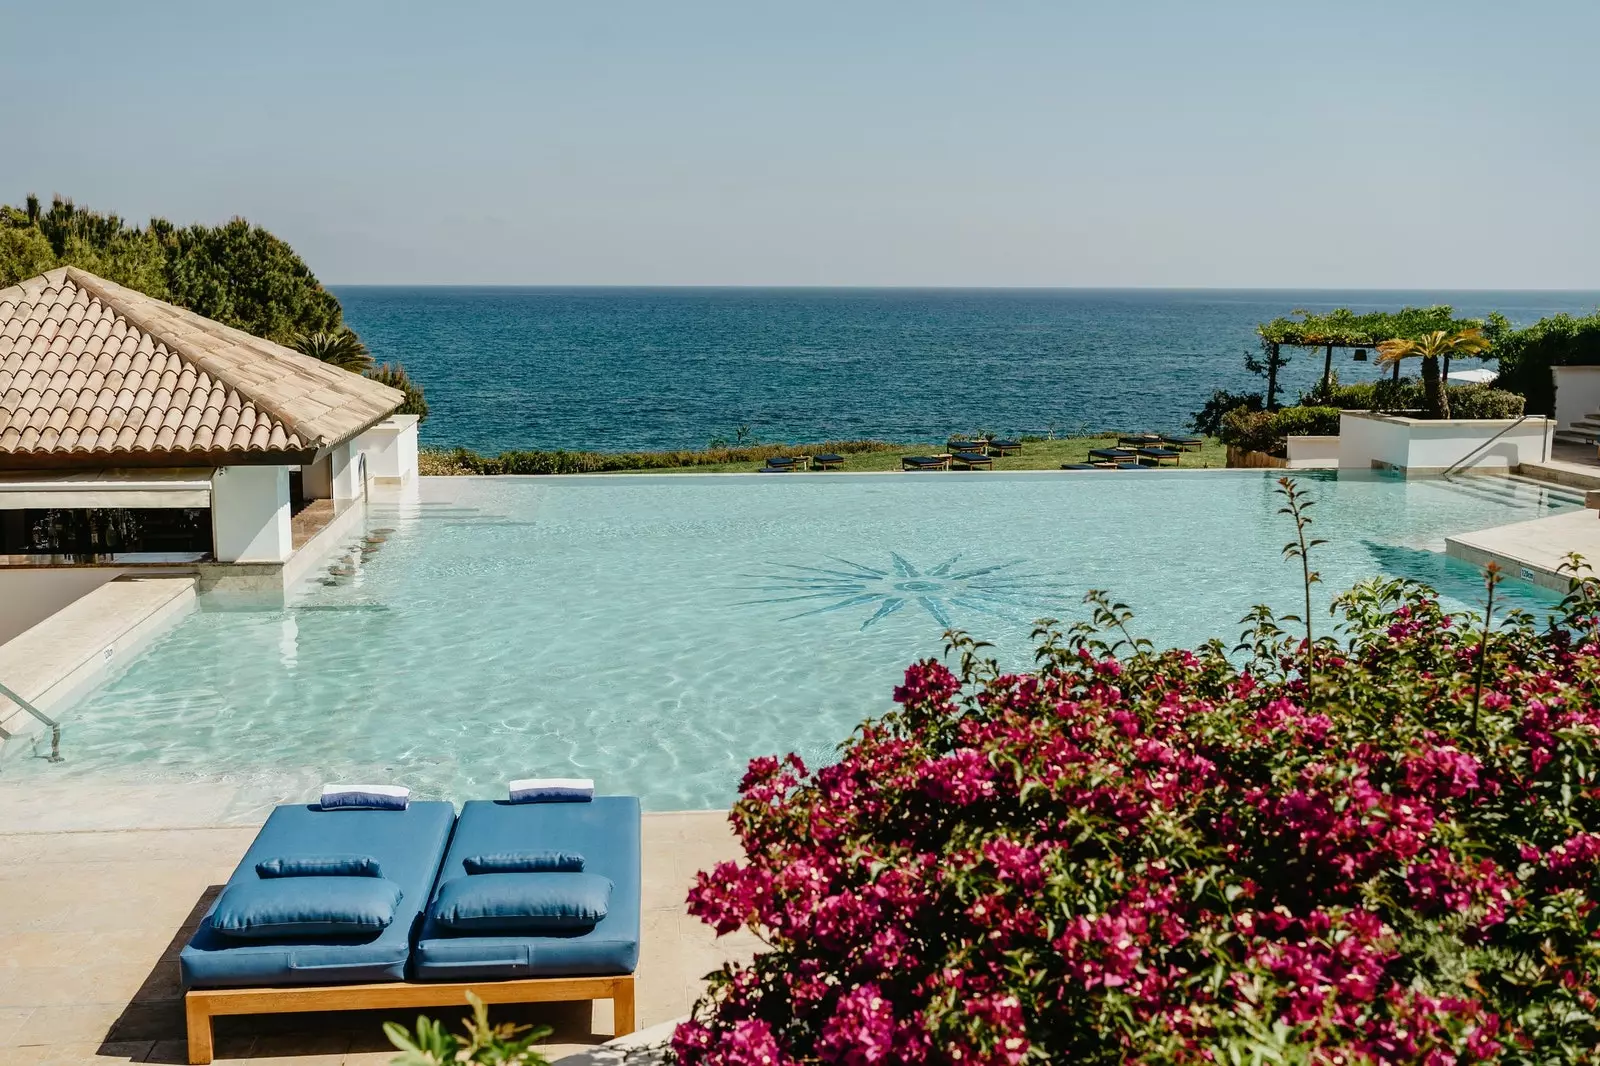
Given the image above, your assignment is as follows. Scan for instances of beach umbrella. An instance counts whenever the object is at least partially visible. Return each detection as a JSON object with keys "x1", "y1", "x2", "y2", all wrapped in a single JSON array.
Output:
[{"x1": 1447, "y1": 367, "x2": 1498, "y2": 385}]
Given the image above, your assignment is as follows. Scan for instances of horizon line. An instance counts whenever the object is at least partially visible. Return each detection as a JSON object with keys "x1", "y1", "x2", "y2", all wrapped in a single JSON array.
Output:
[{"x1": 324, "y1": 282, "x2": 1600, "y2": 294}]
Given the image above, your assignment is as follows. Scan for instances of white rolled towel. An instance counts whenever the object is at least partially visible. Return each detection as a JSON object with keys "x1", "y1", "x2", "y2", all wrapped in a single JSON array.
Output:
[
  {"x1": 509, "y1": 777, "x2": 595, "y2": 803},
  {"x1": 321, "y1": 784, "x2": 410, "y2": 811}
]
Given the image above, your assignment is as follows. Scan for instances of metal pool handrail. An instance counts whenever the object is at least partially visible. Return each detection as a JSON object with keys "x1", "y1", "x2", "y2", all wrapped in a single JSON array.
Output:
[
  {"x1": 1441, "y1": 414, "x2": 1538, "y2": 480},
  {"x1": 0, "y1": 678, "x2": 62, "y2": 763}
]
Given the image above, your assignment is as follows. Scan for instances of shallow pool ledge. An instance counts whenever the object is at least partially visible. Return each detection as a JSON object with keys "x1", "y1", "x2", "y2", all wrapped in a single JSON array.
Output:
[
  {"x1": 1445, "y1": 509, "x2": 1600, "y2": 593},
  {"x1": 0, "y1": 574, "x2": 196, "y2": 741}
]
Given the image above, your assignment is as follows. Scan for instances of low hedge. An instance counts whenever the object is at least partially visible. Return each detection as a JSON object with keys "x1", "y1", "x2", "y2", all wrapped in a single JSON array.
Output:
[
  {"x1": 419, "y1": 440, "x2": 898, "y2": 476},
  {"x1": 1319, "y1": 381, "x2": 1525, "y2": 419}
]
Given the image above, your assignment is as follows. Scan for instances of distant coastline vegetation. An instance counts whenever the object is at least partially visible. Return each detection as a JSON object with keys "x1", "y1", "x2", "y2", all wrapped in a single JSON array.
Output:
[{"x1": 419, "y1": 435, "x2": 1228, "y2": 475}]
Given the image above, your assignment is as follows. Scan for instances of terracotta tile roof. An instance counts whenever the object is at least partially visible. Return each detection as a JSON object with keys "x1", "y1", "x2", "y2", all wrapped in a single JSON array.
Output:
[{"x1": 0, "y1": 267, "x2": 403, "y2": 467}]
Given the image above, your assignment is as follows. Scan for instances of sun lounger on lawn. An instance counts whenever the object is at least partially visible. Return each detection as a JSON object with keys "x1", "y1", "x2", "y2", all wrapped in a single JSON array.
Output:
[
  {"x1": 950, "y1": 451, "x2": 994, "y2": 470},
  {"x1": 987, "y1": 438, "x2": 1022, "y2": 455},
  {"x1": 1116, "y1": 462, "x2": 1150, "y2": 470},
  {"x1": 1137, "y1": 447, "x2": 1181, "y2": 466},
  {"x1": 1160, "y1": 434, "x2": 1203, "y2": 450},
  {"x1": 947, "y1": 439, "x2": 985, "y2": 453},
  {"x1": 811, "y1": 453, "x2": 845, "y2": 469},
  {"x1": 902, "y1": 455, "x2": 951, "y2": 471},
  {"x1": 763, "y1": 456, "x2": 803, "y2": 471},
  {"x1": 1060, "y1": 462, "x2": 1096, "y2": 470},
  {"x1": 1089, "y1": 448, "x2": 1136, "y2": 463}
]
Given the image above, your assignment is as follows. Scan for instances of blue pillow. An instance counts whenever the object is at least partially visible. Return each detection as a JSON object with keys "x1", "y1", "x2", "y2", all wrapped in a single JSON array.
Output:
[
  {"x1": 463, "y1": 851, "x2": 585, "y2": 874},
  {"x1": 212, "y1": 876, "x2": 402, "y2": 939},
  {"x1": 431, "y1": 873, "x2": 612, "y2": 933},
  {"x1": 256, "y1": 854, "x2": 384, "y2": 879}
]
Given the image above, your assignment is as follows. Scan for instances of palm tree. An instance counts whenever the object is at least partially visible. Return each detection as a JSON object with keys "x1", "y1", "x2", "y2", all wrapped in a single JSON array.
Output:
[
  {"x1": 293, "y1": 328, "x2": 373, "y2": 373},
  {"x1": 1376, "y1": 327, "x2": 1490, "y2": 420}
]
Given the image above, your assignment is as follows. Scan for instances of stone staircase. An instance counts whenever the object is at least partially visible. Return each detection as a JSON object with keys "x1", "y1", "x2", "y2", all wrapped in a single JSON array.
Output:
[{"x1": 1555, "y1": 410, "x2": 1600, "y2": 448}]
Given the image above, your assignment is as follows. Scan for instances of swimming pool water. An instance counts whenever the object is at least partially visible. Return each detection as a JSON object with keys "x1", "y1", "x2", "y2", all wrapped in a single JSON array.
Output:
[{"x1": 1, "y1": 471, "x2": 1578, "y2": 811}]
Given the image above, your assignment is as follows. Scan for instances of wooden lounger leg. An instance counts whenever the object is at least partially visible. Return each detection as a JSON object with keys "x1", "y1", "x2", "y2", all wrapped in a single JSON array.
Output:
[
  {"x1": 612, "y1": 976, "x2": 636, "y2": 1037},
  {"x1": 186, "y1": 993, "x2": 214, "y2": 1065}
]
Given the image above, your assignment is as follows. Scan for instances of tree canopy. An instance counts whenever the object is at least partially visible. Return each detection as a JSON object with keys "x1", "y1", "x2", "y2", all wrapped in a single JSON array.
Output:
[
  {"x1": 1257, "y1": 305, "x2": 1486, "y2": 348},
  {"x1": 1490, "y1": 310, "x2": 1600, "y2": 415},
  {"x1": 0, "y1": 194, "x2": 427, "y2": 421},
  {"x1": 0, "y1": 195, "x2": 344, "y2": 344}
]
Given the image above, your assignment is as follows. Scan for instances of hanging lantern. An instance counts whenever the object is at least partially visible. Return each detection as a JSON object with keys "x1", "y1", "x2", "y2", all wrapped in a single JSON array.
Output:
[{"x1": 1352, "y1": 348, "x2": 1368, "y2": 362}]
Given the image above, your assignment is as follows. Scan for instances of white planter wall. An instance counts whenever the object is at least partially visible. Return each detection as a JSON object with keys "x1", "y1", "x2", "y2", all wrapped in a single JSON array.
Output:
[
  {"x1": 1285, "y1": 435, "x2": 1341, "y2": 468},
  {"x1": 1338, "y1": 412, "x2": 1553, "y2": 475}
]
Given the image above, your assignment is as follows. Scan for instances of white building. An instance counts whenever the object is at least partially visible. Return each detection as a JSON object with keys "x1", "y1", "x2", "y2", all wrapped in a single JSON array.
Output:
[{"x1": 0, "y1": 266, "x2": 419, "y2": 642}]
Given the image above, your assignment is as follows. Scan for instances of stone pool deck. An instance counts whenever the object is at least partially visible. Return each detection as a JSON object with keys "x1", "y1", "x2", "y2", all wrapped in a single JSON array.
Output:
[
  {"x1": 1446, "y1": 507, "x2": 1600, "y2": 594},
  {"x1": 0, "y1": 791, "x2": 752, "y2": 1066}
]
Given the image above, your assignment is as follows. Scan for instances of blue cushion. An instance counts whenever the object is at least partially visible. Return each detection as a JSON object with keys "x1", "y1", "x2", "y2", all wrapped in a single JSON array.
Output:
[
  {"x1": 432, "y1": 873, "x2": 612, "y2": 933},
  {"x1": 463, "y1": 851, "x2": 585, "y2": 874},
  {"x1": 256, "y1": 854, "x2": 383, "y2": 879},
  {"x1": 211, "y1": 876, "x2": 402, "y2": 940}
]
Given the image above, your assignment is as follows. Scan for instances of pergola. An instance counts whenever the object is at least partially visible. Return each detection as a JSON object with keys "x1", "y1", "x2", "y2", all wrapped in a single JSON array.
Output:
[{"x1": 1256, "y1": 306, "x2": 1487, "y2": 401}]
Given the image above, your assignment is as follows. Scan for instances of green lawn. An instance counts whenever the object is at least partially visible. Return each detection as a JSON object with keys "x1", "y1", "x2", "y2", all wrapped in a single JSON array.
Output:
[{"x1": 630, "y1": 436, "x2": 1227, "y2": 474}]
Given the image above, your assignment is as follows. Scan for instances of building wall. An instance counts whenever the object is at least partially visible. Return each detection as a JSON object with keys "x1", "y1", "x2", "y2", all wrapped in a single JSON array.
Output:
[
  {"x1": 1554, "y1": 366, "x2": 1600, "y2": 433},
  {"x1": 302, "y1": 453, "x2": 334, "y2": 499},
  {"x1": 212, "y1": 466, "x2": 292, "y2": 562},
  {"x1": 330, "y1": 439, "x2": 364, "y2": 501},
  {"x1": 356, "y1": 415, "x2": 420, "y2": 482}
]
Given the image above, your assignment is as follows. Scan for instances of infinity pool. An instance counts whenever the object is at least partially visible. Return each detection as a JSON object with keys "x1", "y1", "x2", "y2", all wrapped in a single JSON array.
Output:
[{"x1": 1, "y1": 471, "x2": 1578, "y2": 811}]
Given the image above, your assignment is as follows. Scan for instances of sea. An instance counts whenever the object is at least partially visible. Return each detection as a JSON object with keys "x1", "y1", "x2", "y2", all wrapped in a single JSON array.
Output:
[{"x1": 333, "y1": 288, "x2": 1600, "y2": 454}]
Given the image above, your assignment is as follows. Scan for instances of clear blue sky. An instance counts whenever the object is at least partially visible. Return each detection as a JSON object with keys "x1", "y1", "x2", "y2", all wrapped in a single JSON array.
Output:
[{"x1": 2, "y1": 1, "x2": 1595, "y2": 288}]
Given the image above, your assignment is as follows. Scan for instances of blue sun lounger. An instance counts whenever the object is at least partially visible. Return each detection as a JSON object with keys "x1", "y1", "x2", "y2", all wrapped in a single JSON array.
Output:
[
  {"x1": 412, "y1": 797, "x2": 641, "y2": 981},
  {"x1": 180, "y1": 802, "x2": 455, "y2": 991},
  {"x1": 180, "y1": 797, "x2": 640, "y2": 1064}
]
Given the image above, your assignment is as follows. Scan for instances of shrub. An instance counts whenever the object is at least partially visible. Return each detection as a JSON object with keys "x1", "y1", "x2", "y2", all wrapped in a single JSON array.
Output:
[
  {"x1": 1190, "y1": 389, "x2": 1264, "y2": 436},
  {"x1": 1218, "y1": 406, "x2": 1278, "y2": 454},
  {"x1": 1314, "y1": 381, "x2": 1523, "y2": 420},
  {"x1": 678, "y1": 534, "x2": 1600, "y2": 1065},
  {"x1": 1491, "y1": 310, "x2": 1600, "y2": 415},
  {"x1": 1447, "y1": 385, "x2": 1526, "y2": 420},
  {"x1": 1218, "y1": 406, "x2": 1340, "y2": 456},
  {"x1": 1269, "y1": 405, "x2": 1341, "y2": 437},
  {"x1": 368, "y1": 363, "x2": 429, "y2": 423}
]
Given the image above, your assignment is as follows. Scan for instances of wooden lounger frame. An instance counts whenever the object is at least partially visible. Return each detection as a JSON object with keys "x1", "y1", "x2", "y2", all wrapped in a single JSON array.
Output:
[{"x1": 185, "y1": 974, "x2": 635, "y2": 1064}]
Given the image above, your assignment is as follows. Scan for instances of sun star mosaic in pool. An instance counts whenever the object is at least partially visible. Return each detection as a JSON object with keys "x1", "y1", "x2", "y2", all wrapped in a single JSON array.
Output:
[{"x1": 0, "y1": 470, "x2": 1579, "y2": 812}]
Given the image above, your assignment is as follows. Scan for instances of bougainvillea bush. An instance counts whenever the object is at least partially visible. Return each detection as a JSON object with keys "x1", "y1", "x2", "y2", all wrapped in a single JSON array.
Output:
[{"x1": 676, "y1": 541, "x2": 1600, "y2": 1064}]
